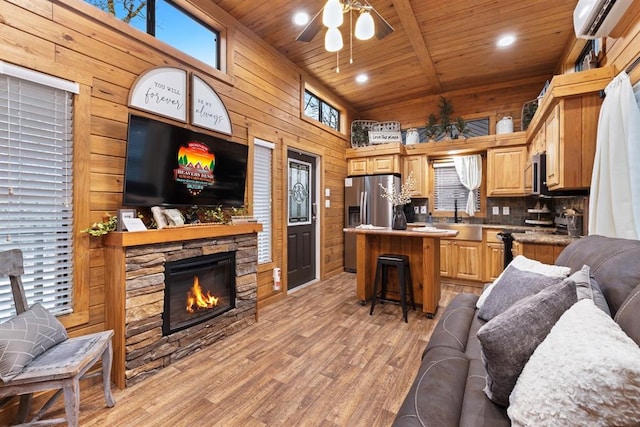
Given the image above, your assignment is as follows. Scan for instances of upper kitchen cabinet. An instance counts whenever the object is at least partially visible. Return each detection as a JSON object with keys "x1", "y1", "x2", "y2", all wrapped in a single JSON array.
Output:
[
  {"x1": 402, "y1": 154, "x2": 428, "y2": 197},
  {"x1": 346, "y1": 143, "x2": 404, "y2": 176},
  {"x1": 487, "y1": 145, "x2": 527, "y2": 196},
  {"x1": 526, "y1": 67, "x2": 615, "y2": 191}
]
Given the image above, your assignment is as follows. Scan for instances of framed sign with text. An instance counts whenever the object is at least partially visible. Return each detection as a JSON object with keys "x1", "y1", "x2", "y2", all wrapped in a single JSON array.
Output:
[
  {"x1": 191, "y1": 74, "x2": 232, "y2": 135},
  {"x1": 129, "y1": 67, "x2": 187, "y2": 122}
]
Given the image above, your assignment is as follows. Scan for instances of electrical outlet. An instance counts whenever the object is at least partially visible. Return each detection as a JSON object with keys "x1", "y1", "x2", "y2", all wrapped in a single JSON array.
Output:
[
  {"x1": 503, "y1": 206, "x2": 510, "y2": 215},
  {"x1": 420, "y1": 206, "x2": 427, "y2": 214},
  {"x1": 414, "y1": 206, "x2": 419, "y2": 214},
  {"x1": 325, "y1": 199, "x2": 331, "y2": 208},
  {"x1": 492, "y1": 206, "x2": 500, "y2": 215}
]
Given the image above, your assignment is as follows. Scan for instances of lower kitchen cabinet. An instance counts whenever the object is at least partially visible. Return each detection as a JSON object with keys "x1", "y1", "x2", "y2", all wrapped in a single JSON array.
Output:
[
  {"x1": 512, "y1": 241, "x2": 567, "y2": 265},
  {"x1": 440, "y1": 240, "x2": 482, "y2": 281}
]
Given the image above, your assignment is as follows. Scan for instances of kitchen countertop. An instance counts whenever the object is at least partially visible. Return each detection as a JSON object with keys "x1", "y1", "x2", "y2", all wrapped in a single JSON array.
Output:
[
  {"x1": 407, "y1": 222, "x2": 556, "y2": 232},
  {"x1": 511, "y1": 232, "x2": 579, "y2": 246},
  {"x1": 344, "y1": 227, "x2": 458, "y2": 238}
]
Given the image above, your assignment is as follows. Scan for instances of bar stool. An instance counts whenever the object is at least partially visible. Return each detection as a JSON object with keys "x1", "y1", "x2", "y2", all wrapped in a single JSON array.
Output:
[{"x1": 369, "y1": 253, "x2": 416, "y2": 322}]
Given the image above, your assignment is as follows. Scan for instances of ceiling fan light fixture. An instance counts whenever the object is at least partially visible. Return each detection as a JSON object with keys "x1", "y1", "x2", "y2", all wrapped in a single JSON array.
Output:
[
  {"x1": 293, "y1": 12, "x2": 310, "y2": 26},
  {"x1": 355, "y1": 10, "x2": 375, "y2": 40},
  {"x1": 322, "y1": 0, "x2": 344, "y2": 28},
  {"x1": 325, "y1": 27, "x2": 344, "y2": 52}
]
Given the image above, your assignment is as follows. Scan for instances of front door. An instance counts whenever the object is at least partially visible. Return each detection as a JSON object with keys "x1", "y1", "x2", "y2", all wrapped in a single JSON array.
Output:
[{"x1": 287, "y1": 151, "x2": 316, "y2": 289}]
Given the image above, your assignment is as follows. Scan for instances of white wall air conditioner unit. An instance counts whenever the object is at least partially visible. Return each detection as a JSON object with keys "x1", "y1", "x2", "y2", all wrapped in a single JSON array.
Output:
[{"x1": 574, "y1": 0, "x2": 633, "y2": 39}]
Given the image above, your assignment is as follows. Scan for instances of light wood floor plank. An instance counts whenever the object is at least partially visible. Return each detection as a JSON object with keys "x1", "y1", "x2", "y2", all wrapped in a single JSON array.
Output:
[{"x1": 41, "y1": 273, "x2": 477, "y2": 426}]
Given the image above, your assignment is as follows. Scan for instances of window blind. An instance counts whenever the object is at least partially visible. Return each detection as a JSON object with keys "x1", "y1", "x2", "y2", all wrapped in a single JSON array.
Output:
[
  {"x1": 433, "y1": 161, "x2": 480, "y2": 212},
  {"x1": 253, "y1": 139, "x2": 274, "y2": 264},
  {"x1": 0, "y1": 73, "x2": 74, "y2": 322}
]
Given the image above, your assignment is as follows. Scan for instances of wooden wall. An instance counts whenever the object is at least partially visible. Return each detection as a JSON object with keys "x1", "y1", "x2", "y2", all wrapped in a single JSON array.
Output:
[{"x1": 1, "y1": 0, "x2": 354, "y2": 344}]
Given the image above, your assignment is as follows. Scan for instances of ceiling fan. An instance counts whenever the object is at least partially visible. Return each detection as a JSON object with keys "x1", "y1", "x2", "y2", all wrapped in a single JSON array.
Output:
[{"x1": 296, "y1": 0, "x2": 394, "y2": 44}]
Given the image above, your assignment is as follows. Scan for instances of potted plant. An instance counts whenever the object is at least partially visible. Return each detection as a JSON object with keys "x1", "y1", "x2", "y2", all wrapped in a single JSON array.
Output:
[
  {"x1": 438, "y1": 96, "x2": 454, "y2": 139},
  {"x1": 425, "y1": 113, "x2": 440, "y2": 142},
  {"x1": 454, "y1": 116, "x2": 469, "y2": 140},
  {"x1": 351, "y1": 121, "x2": 369, "y2": 147}
]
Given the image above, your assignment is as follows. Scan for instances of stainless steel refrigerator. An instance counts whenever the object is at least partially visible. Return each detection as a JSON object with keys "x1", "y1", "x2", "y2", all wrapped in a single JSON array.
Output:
[{"x1": 344, "y1": 174, "x2": 401, "y2": 272}]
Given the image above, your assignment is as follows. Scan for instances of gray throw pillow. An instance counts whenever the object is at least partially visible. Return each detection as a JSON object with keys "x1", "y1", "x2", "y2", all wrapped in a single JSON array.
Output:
[
  {"x1": 0, "y1": 303, "x2": 68, "y2": 382},
  {"x1": 569, "y1": 264, "x2": 611, "y2": 316},
  {"x1": 477, "y1": 279, "x2": 577, "y2": 406},
  {"x1": 477, "y1": 264, "x2": 566, "y2": 321}
]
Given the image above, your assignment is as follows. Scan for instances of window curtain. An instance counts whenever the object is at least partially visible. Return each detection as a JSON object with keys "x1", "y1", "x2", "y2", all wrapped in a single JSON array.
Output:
[
  {"x1": 453, "y1": 154, "x2": 482, "y2": 216},
  {"x1": 589, "y1": 71, "x2": 640, "y2": 239}
]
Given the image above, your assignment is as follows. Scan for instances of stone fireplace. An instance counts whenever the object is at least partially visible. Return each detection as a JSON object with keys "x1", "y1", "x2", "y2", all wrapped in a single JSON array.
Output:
[{"x1": 104, "y1": 225, "x2": 260, "y2": 388}]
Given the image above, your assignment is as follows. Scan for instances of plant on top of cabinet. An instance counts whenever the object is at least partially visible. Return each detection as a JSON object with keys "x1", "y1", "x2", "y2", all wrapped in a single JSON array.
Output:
[
  {"x1": 438, "y1": 96, "x2": 454, "y2": 139},
  {"x1": 425, "y1": 113, "x2": 440, "y2": 141},
  {"x1": 455, "y1": 116, "x2": 469, "y2": 139}
]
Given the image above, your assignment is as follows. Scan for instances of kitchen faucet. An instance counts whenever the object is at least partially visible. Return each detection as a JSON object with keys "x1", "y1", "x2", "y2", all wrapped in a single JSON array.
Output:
[{"x1": 454, "y1": 199, "x2": 461, "y2": 223}]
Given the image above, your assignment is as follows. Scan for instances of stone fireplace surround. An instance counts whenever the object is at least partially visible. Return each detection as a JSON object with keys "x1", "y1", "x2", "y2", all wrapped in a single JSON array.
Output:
[{"x1": 104, "y1": 224, "x2": 261, "y2": 388}]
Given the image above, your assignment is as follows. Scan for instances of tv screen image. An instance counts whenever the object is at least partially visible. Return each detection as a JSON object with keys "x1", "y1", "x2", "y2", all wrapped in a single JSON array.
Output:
[{"x1": 123, "y1": 114, "x2": 248, "y2": 208}]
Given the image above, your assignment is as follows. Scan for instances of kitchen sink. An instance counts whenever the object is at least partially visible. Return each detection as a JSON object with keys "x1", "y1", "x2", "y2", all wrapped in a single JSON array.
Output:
[{"x1": 430, "y1": 223, "x2": 483, "y2": 241}]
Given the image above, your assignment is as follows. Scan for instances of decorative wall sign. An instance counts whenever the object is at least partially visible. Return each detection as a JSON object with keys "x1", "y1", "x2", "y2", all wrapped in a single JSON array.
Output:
[
  {"x1": 129, "y1": 67, "x2": 187, "y2": 122},
  {"x1": 191, "y1": 74, "x2": 232, "y2": 135}
]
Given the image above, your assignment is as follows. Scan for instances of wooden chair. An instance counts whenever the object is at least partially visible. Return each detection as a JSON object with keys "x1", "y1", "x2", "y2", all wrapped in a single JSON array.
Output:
[{"x1": 0, "y1": 249, "x2": 115, "y2": 426}]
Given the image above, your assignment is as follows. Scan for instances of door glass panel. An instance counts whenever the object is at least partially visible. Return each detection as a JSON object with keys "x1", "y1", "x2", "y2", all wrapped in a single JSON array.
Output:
[{"x1": 288, "y1": 160, "x2": 311, "y2": 225}]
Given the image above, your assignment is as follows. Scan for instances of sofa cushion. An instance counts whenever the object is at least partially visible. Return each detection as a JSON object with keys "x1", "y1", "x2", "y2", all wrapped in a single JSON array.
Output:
[
  {"x1": 569, "y1": 264, "x2": 611, "y2": 315},
  {"x1": 555, "y1": 235, "x2": 640, "y2": 316},
  {"x1": 508, "y1": 299, "x2": 640, "y2": 426},
  {"x1": 457, "y1": 358, "x2": 509, "y2": 427},
  {"x1": 477, "y1": 264, "x2": 566, "y2": 321},
  {"x1": 477, "y1": 279, "x2": 577, "y2": 406},
  {"x1": 393, "y1": 346, "x2": 469, "y2": 427},
  {"x1": 423, "y1": 293, "x2": 478, "y2": 357},
  {"x1": 0, "y1": 303, "x2": 68, "y2": 382},
  {"x1": 476, "y1": 255, "x2": 571, "y2": 309},
  {"x1": 614, "y1": 283, "x2": 640, "y2": 346}
]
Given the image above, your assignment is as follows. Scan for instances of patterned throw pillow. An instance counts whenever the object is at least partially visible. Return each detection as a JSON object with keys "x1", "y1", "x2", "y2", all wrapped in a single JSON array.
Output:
[{"x1": 0, "y1": 303, "x2": 68, "y2": 382}]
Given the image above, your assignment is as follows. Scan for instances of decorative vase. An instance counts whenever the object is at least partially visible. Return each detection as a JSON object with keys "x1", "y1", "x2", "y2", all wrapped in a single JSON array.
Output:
[{"x1": 392, "y1": 205, "x2": 407, "y2": 230}]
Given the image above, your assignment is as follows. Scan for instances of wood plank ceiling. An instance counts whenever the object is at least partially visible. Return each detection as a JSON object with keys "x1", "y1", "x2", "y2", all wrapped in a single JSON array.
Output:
[{"x1": 211, "y1": 0, "x2": 578, "y2": 112}]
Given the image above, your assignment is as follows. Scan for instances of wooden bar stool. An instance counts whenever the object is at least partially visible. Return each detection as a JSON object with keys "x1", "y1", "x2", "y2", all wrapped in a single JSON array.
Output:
[{"x1": 369, "y1": 254, "x2": 416, "y2": 322}]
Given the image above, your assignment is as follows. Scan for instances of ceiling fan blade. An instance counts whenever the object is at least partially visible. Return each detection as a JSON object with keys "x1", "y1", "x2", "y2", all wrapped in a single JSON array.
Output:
[
  {"x1": 370, "y1": 7, "x2": 394, "y2": 40},
  {"x1": 296, "y1": 9, "x2": 324, "y2": 42}
]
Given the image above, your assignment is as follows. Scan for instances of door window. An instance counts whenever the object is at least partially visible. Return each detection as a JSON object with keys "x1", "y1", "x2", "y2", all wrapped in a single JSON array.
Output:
[{"x1": 288, "y1": 159, "x2": 311, "y2": 226}]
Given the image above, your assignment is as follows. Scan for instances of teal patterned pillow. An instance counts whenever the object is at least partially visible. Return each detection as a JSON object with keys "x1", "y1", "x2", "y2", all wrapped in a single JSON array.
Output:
[{"x1": 0, "y1": 303, "x2": 68, "y2": 382}]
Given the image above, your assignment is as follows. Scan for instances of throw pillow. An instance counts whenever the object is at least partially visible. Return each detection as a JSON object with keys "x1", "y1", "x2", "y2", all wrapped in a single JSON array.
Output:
[
  {"x1": 569, "y1": 264, "x2": 611, "y2": 316},
  {"x1": 476, "y1": 255, "x2": 571, "y2": 309},
  {"x1": 477, "y1": 264, "x2": 566, "y2": 321},
  {"x1": 508, "y1": 299, "x2": 640, "y2": 427},
  {"x1": 0, "y1": 303, "x2": 68, "y2": 382},
  {"x1": 477, "y1": 279, "x2": 577, "y2": 406}
]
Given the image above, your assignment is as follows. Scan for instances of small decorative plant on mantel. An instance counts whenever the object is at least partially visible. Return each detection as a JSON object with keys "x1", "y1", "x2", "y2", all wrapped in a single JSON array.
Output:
[{"x1": 82, "y1": 213, "x2": 118, "y2": 237}]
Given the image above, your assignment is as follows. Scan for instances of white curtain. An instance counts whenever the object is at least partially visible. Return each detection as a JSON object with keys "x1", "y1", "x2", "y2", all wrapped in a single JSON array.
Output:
[
  {"x1": 589, "y1": 71, "x2": 640, "y2": 239},
  {"x1": 454, "y1": 154, "x2": 482, "y2": 216}
]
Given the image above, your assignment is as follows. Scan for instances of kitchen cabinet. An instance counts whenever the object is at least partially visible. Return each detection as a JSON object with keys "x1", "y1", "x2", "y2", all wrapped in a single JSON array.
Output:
[
  {"x1": 483, "y1": 229, "x2": 504, "y2": 282},
  {"x1": 544, "y1": 104, "x2": 560, "y2": 188},
  {"x1": 440, "y1": 239, "x2": 482, "y2": 281},
  {"x1": 512, "y1": 241, "x2": 567, "y2": 265},
  {"x1": 347, "y1": 154, "x2": 401, "y2": 176},
  {"x1": 402, "y1": 154, "x2": 427, "y2": 197},
  {"x1": 487, "y1": 146, "x2": 527, "y2": 196}
]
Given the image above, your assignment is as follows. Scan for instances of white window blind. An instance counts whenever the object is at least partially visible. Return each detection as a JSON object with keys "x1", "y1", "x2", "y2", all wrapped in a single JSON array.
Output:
[
  {"x1": 0, "y1": 70, "x2": 75, "y2": 322},
  {"x1": 253, "y1": 139, "x2": 274, "y2": 264},
  {"x1": 433, "y1": 161, "x2": 480, "y2": 212}
]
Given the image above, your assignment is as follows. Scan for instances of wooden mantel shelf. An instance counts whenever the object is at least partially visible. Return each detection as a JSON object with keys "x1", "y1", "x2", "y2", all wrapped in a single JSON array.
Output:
[{"x1": 103, "y1": 223, "x2": 263, "y2": 248}]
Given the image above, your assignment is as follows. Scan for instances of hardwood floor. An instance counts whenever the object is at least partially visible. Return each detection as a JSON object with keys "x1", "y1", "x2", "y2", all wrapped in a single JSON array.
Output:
[{"x1": 47, "y1": 273, "x2": 479, "y2": 426}]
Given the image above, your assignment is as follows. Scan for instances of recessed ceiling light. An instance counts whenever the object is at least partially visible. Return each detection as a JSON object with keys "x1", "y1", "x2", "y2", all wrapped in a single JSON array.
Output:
[
  {"x1": 355, "y1": 74, "x2": 368, "y2": 83},
  {"x1": 293, "y1": 12, "x2": 309, "y2": 26},
  {"x1": 497, "y1": 34, "x2": 516, "y2": 47}
]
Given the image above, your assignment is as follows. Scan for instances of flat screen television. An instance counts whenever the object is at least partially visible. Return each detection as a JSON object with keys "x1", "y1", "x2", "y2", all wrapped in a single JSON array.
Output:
[{"x1": 123, "y1": 114, "x2": 248, "y2": 208}]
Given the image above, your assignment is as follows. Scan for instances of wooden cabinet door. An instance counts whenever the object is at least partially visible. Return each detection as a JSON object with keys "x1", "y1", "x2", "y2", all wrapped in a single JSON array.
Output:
[
  {"x1": 370, "y1": 155, "x2": 397, "y2": 174},
  {"x1": 524, "y1": 161, "x2": 533, "y2": 194},
  {"x1": 348, "y1": 158, "x2": 368, "y2": 176},
  {"x1": 487, "y1": 146, "x2": 526, "y2": 196},
  {"x1": 402, "y1": 155, "x2": 427, "y2": 197},
  {"x1": 484, "y1": 242, "x2": 504, "y2": 282},
  {"x1": 440, "y1": 240, "x2": 453, "y2": 277},
  {"x1": 545, "y1": 104, "x2": 561, "y2": 188},
  {"x1": 454, "y1": 241, "x2": 482, "y2": 281}
]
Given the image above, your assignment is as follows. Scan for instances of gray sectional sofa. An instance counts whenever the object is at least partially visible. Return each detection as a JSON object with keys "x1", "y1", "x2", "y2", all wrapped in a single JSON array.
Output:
[{"x1": 393, "y1": 235, "x2": 640, "y2": 426}]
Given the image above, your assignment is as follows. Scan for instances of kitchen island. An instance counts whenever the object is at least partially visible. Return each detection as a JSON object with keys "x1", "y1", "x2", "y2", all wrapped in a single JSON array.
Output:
[{"x1": 344, "y1": 227, "x2": 457, "y2": 318}]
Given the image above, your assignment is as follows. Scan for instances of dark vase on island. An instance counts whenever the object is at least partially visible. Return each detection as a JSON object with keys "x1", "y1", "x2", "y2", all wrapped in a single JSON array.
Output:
[{"x1": 392, "y1": 205, "x2": 407, "y2": 230}]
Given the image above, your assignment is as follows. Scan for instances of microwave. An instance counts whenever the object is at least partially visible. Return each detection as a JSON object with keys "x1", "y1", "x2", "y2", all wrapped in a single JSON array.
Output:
[{"x1": 531, "y1": 153, "x2": 548, "y2": 195}]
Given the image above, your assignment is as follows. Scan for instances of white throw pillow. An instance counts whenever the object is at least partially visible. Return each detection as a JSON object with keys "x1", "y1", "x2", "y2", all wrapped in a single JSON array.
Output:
[
  {"x1": 508, "y1": 299, "x2": 640, "y2": 427},
  {"x1": 476, "y1": 255, "x2": 571, "y2": 309}
]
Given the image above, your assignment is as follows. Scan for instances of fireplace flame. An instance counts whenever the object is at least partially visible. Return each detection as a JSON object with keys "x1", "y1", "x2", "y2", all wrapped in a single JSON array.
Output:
[{"x1": 186, "y1": 276, "x2": 219, "y2": 313}]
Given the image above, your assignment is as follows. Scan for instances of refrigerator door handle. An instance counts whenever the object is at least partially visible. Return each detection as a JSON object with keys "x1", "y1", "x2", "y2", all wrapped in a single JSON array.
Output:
[
  {"x1": 363, "y1": 191, "x2": 368, "y2": 225},
  {"x1": 359, "y1": 191, "x2": 365, "y2": 225}
]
